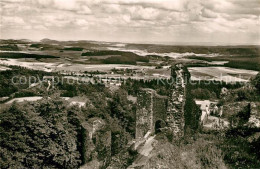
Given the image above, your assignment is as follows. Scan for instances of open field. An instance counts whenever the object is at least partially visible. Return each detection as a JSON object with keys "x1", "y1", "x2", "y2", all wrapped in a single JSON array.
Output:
[
  {"x1": 188, "y1": 67, "x2": 258, "y2": 82},
  {"x1": 0, "y1": 58, "x2": 58, "y2": 72},
  {"x1": 0, "y1": 40, "x2": 259, "y2": 83},
  {"x1": 5, "y1": 96, "x2": 43, "y2": 104},
  {"x1": 0, "y1": 58, "x2": 168, "y2": 80},
  {"x1": 0, "y1": 65, "x2": 11, "y2": 71},
  {"x1": 3, "y1": 96, "x2": 88, "y2": 106}
]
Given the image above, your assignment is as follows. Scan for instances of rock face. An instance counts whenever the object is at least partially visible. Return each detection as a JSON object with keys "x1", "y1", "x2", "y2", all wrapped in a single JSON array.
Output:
[{"x1": 135, "y1": 64, "x2": 188, "y2": 141}]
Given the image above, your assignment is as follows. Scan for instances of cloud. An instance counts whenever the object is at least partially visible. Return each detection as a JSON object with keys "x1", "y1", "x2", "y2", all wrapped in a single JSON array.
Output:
[
  {"x1": 201, "y1": 8, "x2": 218, "y2": 18},
  {"x1": 74, "y1": 19, "x2": 89, "y2": 27},
  {"x1": 0, "y1": 0, "x2": 259, "y2": 44},
  {"x1": 77, "y1": 5, "x2": 92, "y2": 14},
  {"x1": 29, "y1": 0, "x2": 92, "y2": 14},
  {"x1": 203, "y1": 0, "x2": 260, "y2": 16},
  {"x1": 127, "y1": 6, "x2": 162, "y2": 20},
  {"x1": 33, "y1": 25, "x2": 48, "y2": 30},
  {"x1": 1, "y1": 16, "x2": 25, "y2": 26},
  {"x1": 101, "y1": 0, "x2": 187, "y2": 11}
]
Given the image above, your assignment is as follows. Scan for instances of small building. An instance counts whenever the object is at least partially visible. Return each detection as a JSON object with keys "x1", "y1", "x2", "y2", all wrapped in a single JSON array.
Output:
[{"x1": 195, "y1": 100, "x2": 218, "y2": 124}]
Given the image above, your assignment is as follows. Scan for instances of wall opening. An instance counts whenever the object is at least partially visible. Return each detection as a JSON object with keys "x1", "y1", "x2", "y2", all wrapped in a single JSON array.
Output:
[{"x1": 155, "y1": 120, "x2": 166, "y2": 134}]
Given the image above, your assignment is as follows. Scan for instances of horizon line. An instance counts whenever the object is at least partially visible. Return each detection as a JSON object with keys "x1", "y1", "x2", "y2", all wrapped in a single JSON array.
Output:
[{"x1": 1, "y1": 38, "x2": 260, "y2": 47}]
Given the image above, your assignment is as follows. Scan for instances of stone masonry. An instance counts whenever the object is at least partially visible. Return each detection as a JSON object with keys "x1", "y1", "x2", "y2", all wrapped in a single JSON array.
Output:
[
  {"x1": 166, "y1": 64, "x2": 187, "y2": 140},
  {"x1": 135, "y1": 88, "x2": 168, "y2": 139},
  {"x1": 136, "y1": 64, "x2": 187, "y2": 141}
]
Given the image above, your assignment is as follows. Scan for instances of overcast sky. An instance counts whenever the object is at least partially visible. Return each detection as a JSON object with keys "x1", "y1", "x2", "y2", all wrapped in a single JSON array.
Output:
[{"x1": 0, "y1": 0, "x2": 259, "y2": 44}]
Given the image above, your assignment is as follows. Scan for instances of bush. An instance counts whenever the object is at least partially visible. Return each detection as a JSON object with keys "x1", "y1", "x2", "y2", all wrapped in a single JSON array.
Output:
[
  {"x1": 191, "y1": 88, "x2": 217, "y2": 100},
  {"x1": 252, "y1": 72, "x2": 260, "y2": 93},
  {"x1": 184, "y1": 69, "x2": 201, "y2": 134}
]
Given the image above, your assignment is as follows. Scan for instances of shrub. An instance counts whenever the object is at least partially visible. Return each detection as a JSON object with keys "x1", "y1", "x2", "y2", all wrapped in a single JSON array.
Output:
[{"x1": 252, "y1": 72, "x2": 260, "y2": 93}]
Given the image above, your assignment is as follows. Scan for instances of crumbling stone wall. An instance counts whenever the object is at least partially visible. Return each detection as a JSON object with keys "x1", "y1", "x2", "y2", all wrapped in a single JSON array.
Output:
[
  {"x1": 153, "y1": 93, "x2": 168, "y2": 129},
  {"x1": 135, "y1": 89, "x2": 154, "y2": 139},
  {"x1": 135, "y1": 64, "x2": 188, "y2": 141},
  {"x1": 166, "y1": 64, "x2": 187, "y2": 140},
  {"x1": 135, "y1": 88, "x2": 167, "y2": 139}
]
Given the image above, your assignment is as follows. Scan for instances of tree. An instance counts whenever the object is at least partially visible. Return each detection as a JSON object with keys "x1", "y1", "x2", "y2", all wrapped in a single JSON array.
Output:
[
  {"x1": 0, "y1": 99, "x2": 81, "y2": 168},
  {"x1": 109, "y1": 89, "x2": 136, "y2": 135},
  {"x1": 252, "y1": 72, "x2": 260, "y2": 93}
]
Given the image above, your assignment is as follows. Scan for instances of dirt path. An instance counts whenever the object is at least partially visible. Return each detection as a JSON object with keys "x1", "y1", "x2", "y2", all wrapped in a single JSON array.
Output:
[
  {"x1": 138, "y1": 135, "x2": 156, "y2": 156},
  {"x1": 128, "y1": 135, "x2": 157, "y2": 168}
]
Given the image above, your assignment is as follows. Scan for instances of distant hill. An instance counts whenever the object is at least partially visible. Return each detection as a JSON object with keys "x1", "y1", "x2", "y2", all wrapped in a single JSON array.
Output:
[{"x1": 40, "y1": 38, "x2": 60, "y2": 44}]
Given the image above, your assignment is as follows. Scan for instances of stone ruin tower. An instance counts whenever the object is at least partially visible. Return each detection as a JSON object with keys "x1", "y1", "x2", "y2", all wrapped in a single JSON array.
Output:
[{"x1": 166, "y1": 64, "x2": 187, "y2": 140}]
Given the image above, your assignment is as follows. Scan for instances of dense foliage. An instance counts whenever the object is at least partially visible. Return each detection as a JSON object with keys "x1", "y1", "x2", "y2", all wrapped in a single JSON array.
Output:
[
  {"x1": 187, "y1": 55, "x2": 260, "y2": 71},
  {"x1": 30, "y1": 43, "x2": 62, "y2": 51},
  {"x1": 121, "y1": 78, "x2": 172, "y2": 96},
  {"x1": 0, "y1": 83, "x2": 136, "y2": 168},
  {"x1": 252, "y1": 72, "x2": 260, "y2": 93},
  {"x1": 0, "y1": 99, "x2": 81, "y2": 168},
  {"x1": 0, "y1": 45, "x2": 19, "y2": 51},
  {"x1": 63, "y1": 47, "x2": 84, "y2": 51},
  {"x1": 81, "y1": 50, "x2": 129, "y2": 56},
  {"x1": 0, "y1": 52, "x2": 59, "y2": 59},
  {"x1": 190, "y1": 80, "x2": 243, "y2": 99},
  {"x1": 109, "y1": 89, "x2": 136, "y2": 135},
  {"x1": 82, "y1": 50, "x2": 149, "y2": 65},
  {"x1": 0, "y1": 66, "x2": 55, "y2": 97},
  {"x1": 184, "y1": 69, "x2": 201, "y2": 134},
  {"x1": 210, "y1": 126, "x2": 260, "y2": 169}
]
